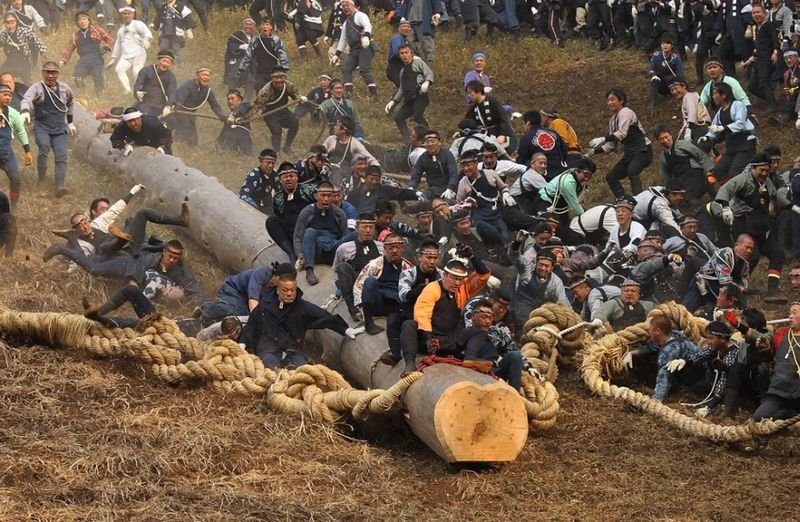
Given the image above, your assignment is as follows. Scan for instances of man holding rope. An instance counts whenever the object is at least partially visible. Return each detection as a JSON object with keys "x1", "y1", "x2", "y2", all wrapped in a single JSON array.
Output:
[
  {"x1": 167, "y1": 66, "x2": 227, "y2": 146},
  {"x1": 237, "y1": 65, "x2": 306, "y2": 155}
]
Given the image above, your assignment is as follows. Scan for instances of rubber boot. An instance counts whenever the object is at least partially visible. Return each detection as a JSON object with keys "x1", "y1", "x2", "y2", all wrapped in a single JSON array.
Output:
[
  {"x1": 364, "y1": 309, "x2": 384, "y2": 335},
  {"x1": 764, "y1": 276, "x2": 787, "y2": 303},
  {"x1": 4, "y1": 215, "x2": 17, "y2": 257}
]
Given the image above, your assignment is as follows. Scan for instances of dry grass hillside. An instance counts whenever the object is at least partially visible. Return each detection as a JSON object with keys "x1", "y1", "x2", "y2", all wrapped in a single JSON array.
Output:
[{"x1": 0, "y1": 7, "x2": 798, "y2": 520}]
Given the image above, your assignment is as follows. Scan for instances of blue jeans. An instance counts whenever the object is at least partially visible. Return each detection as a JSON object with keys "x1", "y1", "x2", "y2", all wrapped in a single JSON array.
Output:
[
  {"x1": 302, "y1": 228, "x2": 344, "y2": 268},
  {"x1": 361, "y1": 277, "x2": 400, "y2": 315},
  {"x1": 0, "y1": 151, "x2": 20, "y2": 193},
  {"x1": 34, "y1": 127, "x2": 68, "y2": 190},
  {"x1": 201, "y1": 282, "x2": 249, "y2": 325}
]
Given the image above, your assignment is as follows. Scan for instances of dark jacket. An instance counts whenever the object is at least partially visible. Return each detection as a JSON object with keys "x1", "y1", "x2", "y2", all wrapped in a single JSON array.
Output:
[
  {"x1": 110, "y1": 114, "x2": 173, "y2": 153},
  {"x1": 125, "y1": 250, "x2": 204, "y2": 300}
]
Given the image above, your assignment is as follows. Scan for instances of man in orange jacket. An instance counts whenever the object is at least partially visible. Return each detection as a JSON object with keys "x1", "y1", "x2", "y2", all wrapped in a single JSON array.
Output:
[{"x1": 399, "y1": 243, "x2": 490, "y2": 375}]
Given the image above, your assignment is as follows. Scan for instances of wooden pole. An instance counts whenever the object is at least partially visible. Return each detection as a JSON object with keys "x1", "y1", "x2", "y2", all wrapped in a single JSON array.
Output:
[{"x1": 71, "y1": 105, "x2": 529, "y2": 463}]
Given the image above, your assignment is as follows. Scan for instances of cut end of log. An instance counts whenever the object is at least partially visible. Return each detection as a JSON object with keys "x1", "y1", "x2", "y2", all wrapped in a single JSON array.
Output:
[{"x1": 434, "y1": 380, "x2": 529, "y2": 462}]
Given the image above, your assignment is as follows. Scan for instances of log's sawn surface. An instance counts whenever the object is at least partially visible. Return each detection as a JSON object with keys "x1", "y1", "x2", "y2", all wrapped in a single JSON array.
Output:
[{"x1": 72, "y1": 105, "x2": 529, "y2": 462}]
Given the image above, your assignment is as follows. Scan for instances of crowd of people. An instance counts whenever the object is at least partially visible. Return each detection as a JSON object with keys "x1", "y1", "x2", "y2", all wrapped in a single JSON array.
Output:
[{"x1": 1, "y1": 0, "x2": 800, "y2": 424}]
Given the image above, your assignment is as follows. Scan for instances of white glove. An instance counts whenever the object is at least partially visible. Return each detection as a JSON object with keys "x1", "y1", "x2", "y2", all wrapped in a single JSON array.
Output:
[
  {"x1": 420, "y1": 81, "x2": 430, "y2": 94},
  {"x1": 441, "y1": 188, "x2": 456, "y2": 200},
  {"x1": 21, "y1": 112, "x2": 30, "y2": 125},
  {"x1": 622, "y1": 352, "x2": 634, "y2": 369},
  {"x1": 67, "y1": 123, "x2": 77, "y2": 136},
  {"x1": 239, "y1": 43, "x2": 248, "y2": 51},
  {"x1": 323, "y1": 36, "x2": 330, "y2": 45},
  {"x1": 135, "y1": 90, "x2": 145, "y2": 102},
  {"x1": 416, "y1": 191, "x2": 427, "y2": 201},
  {"x1": 58, "y1": 59, "x2": 66, "y2": 67},
  {"x1": 666, "y1": 359, "x2": 686, "y2": 373},
  {"x1": 360, "y1": 36, "x2": 370, "y2": 48},
  {"x1": 129, "y1": 183, "x2": 146, "y2": 195},
  {"x1": 502, "y1": 192, "x2": 517, "y2": 206},
  {"x1": 795, "y1": 118, "x2": 800, "y2": 130},
  {"x1": 142, "y1": 38, "x2": 151, "y2": 50},
  {"x1": 329, "y1": 54, "x2": 341, "y2": 67},
  {"x1": 696, "y1": 406, "x2": 711, "y2": 417},
  {"x1": 721, "y1": 207, "x2": 734, "y2": 226},
  {"x1": 300, "y1": 95, "x2": 308, "y2": 102},
  {"x1": 161, "y1": 106, "x2": 172, "y2": 117},
  {"x1": 157, "y1": 146, "x2": 165, "y2": 154},
  {"x1": 98, "y1": 0, "x2": 104, "y2": 4},
  {"x1": 484, "y1": 86, "x2": 493, "y2": 94},
  {"x1": 122, "y1": 143, "x2": 134, "y2": 157},
  {"x1": 588, "y1": 137, "x2": 605, "y2": 148},
  {"x1": 384, "y1": 100, "x2": 395, "y2": 114},
  {"x1": 432, "y1": 13, "x2": 441, "y2": 25},
  {"x1": 697, "y1": 135, "x2": 709, "y2": 145},
  {"x1": 650, "y1": 75, "x2": 660, "y2": 82},
  {"x1": 708, "y1": 124, "x2": 724, "y2": 133},
  {"x1": 487, "y1": 276, "x2": 501, "y2": 288},
  {"x1": 185, "y1": 29, "x2": 194, "y2": 40},
  {"x1": 227, "y1": 113, "x2": 236, "y2": 124},
  {"x1": 585, "y1": 148, "x2": 595, "y2": 158},
  {"x1": 792, "y1": 205, "x2": 800, "y2": 216},
  {"x1": 715, "y1": 33, "x2": 723, "y2": 44}
]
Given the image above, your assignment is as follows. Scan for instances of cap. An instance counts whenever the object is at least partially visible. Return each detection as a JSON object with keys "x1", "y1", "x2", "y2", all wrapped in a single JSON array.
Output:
[
  {"x1": 118, "y1": 5, "x2": 135, "y2": 13},
  {"x1": 620, "y1": 279, "x2": 641, "y2": 288},
  {"x1": 444, "y1": 260, "x2": 469, "y2": 277},
  {"x1": 41, "y1": 61, "x2": 60, "y2": 72},
  {"x1": 705, "y1": 320, "x2": 732, "y2": 339},
  {"x1": 157, "y1": 49, "x2": 175, "y2": 61},
  {"x1": 614, "y1": 196, "x2": 636, "y2": 211}
]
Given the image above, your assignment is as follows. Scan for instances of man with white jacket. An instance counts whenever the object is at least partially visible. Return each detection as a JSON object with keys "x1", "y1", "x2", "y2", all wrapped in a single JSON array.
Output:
[{"x1": 109, "y1": 6, "x2": 152, "y2": 95}]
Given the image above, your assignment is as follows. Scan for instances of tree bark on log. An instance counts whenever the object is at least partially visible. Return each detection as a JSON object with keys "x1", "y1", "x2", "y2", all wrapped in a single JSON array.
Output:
[{"x1": 71, "y1": 105, "x2": 529, "y2": 463}]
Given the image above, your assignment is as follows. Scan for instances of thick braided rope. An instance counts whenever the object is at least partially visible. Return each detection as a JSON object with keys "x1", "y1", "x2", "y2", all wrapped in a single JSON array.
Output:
[
  {"x1": 0, "y1": 310, "x2": 423, "y2": 424},
  {"x1": 581, "y1": 301, "x2": 800, "y2": 443}
]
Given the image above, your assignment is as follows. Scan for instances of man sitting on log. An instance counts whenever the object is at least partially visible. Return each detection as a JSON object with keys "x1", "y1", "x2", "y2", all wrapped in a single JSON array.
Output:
[
  {"x1": 332, "y1": 213, "x2": 384, "y2": 320},
  {"x1": 381, "y1": 238, "x2": 443, "y2": 366},
  {"x1": 620, "y1": 314, "x2": 702, "y2": 403},
  {"x1": 400, "y1": 246, "x2": 490, "y2": 375},
  {"x1": 458, "y1": 298, "x2": 524, "y2": 390},
  {"x1": 352, "y1": 232, "x2": 413, "y2": 335},
  {"x1": 265, "y1": 161, "x2": 316, "y2": 264},
  {"x1": 239, "y1": 148, "x2": 278, "y2": 213},
  {"x1": 110, "y1": 107, "x2": 174, "y2": 156},
  {"x1": 241, "y1": 269, "x2": 352, "y2": 369},
  {"x1": 753, "y1": 302, "x2": 800, "y2": 421},
  {"x1": 293, "y1": 181, "x2": 348, "y2": 285}
]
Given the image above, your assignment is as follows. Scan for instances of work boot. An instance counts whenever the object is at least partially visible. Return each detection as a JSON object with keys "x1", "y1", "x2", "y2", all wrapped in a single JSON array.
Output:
[
  {"x1": 306, "y1": 267, "x2": 319, "y2": 285},
  {"x1": 181, "y1": 198, "x2": 191, "y2": 226},
  {"x1": 764, "y1": 277, "x2": 787, "y2": 303},
  {"x1": 108, "y1": 224, "x2": 132, "y2": 242},
  {"x1": 364, "y1": 310, "x2": 384, "y2": 335}
]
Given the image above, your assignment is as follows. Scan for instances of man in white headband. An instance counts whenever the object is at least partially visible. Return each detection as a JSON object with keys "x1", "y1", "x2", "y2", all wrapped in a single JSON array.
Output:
[{"x1": 110, "y1": 106, "x2": 173, "y2": 156}]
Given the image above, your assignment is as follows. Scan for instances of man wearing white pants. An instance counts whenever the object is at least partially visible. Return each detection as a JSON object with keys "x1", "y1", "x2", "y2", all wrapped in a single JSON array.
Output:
[{"x1": 108, "y1": 6, "x2": 152, "y2": 95}]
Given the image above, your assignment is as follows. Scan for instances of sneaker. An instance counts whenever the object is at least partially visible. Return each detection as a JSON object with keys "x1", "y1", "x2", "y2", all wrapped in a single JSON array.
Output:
[
  {"x1": 322, "y1": 294, "x2": 341, "y2": 311},
  {"x1": 295, "y1": 254, "x2": 305, "y2": 271}
]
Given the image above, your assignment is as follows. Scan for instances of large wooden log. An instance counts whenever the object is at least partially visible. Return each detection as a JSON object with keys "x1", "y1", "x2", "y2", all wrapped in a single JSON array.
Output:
[{"x1": 71, "y1": 105, "x2": 529, "y2": 462}]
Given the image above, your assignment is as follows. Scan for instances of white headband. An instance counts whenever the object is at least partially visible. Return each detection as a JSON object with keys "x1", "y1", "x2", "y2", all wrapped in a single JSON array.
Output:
[{"x1": 123, "y1": 111, "x2": 143, "y2": 121}]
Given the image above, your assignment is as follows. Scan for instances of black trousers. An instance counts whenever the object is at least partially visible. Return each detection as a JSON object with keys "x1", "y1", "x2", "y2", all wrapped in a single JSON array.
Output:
[
  {"x1": 264, "y1": 109, "x2": 299, "y2": 151},
  {"x1": 605, "y1": 146, "x2": 652, "y2": 198}
]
